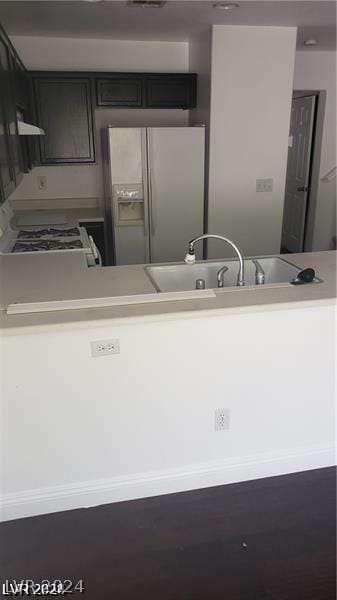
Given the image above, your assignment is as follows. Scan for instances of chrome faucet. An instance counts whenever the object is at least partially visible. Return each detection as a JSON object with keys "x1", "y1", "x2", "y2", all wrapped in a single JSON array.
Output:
[{"x1": 185, "y1": 234, "x2": 245, "y2": 287}]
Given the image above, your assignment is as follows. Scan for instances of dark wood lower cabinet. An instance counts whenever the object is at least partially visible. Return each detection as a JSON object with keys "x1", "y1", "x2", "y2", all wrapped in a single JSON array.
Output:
[{"x1": 0, "y1": 468, "x2": 335, "y2": 599}]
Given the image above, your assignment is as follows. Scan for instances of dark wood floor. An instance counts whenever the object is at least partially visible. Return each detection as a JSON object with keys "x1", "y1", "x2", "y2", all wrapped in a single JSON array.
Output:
[{"x1": 0, "y1": 468, "x2": 336, "y2": 600}]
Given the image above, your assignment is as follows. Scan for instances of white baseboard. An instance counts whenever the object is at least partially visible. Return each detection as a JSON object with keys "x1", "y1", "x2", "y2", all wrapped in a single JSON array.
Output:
[{"x1": 1, "y1": 443, "x2": 335, "y2": 522}]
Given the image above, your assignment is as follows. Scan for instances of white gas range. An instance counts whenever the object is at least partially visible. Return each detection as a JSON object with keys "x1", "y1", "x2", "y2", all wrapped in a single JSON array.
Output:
[{"x1": 0, "y1": 205, "x2": 101, "y2": 267}]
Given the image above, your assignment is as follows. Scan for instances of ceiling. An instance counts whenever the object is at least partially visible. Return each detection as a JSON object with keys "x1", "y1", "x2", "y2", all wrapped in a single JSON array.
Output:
[{"x1": 0, "y1": 1, "x2": 336, "y2": 49}]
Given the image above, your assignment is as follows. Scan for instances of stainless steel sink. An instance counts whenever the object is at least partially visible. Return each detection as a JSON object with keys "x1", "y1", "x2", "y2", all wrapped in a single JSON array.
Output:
[{"x1": 145, "y1": 257, "x2": 321, "y2": 293}]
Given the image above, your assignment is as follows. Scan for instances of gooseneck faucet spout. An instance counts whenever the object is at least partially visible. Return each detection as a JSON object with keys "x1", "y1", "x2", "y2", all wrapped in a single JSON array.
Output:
[{"x1": 185, "y1": 234, "x2": 245, "y2": 287}]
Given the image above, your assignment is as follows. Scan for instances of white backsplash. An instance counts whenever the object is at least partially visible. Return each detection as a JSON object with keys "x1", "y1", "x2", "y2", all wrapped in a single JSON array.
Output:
[{"x1": 9, "y1": 197, "x2": 100, "y2": 211}]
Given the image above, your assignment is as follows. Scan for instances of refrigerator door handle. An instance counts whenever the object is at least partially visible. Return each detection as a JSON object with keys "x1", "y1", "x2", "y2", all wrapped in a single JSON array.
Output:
[
  {"x1": 149, "y1": 170, "x2": 156, "y2": 236},
  {"x1": 147, "y1": 132, "x2": 156, "y2": 236},
  {"x1": 144, "y1": 209, "x2": 149, "y2": 237},
  {"x1": 141, "y1": 131, "x2": 149, "y2": 238}
]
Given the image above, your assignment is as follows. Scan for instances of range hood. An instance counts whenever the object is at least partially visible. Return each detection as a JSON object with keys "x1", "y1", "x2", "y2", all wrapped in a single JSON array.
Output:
[{"x1": 17, "y1": 120, "x2": 45, "y2": 136}]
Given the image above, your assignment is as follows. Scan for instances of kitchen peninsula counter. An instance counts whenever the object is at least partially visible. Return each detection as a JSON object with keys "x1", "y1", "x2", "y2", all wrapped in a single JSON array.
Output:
[
  {"x1": 1, "y1": 251, "x2": 335, "y2": 522},
  {"x1": 0, "y1": 251, "x2": 335, "y2": 330}
]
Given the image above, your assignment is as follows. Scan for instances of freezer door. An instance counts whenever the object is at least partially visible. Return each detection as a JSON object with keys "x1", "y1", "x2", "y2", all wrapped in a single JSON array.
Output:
[
  {"x1": 107, "y1": 127, "x2": 150, "y2": 265},
  {"x1": 147, "y1": 127, "x2": 205, "y2": 263}
]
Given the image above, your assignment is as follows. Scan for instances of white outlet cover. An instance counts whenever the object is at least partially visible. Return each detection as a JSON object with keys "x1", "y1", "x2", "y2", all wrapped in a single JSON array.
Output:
[
  {"x1": 215, "y1": 408, "x2": 230, "y2": 431},
  {"x1": 91, "y1": 339, "x2": 120, "y2": 357},
  {"x1": 256, "y1": 178, "x2": 273, "y2": 193}
]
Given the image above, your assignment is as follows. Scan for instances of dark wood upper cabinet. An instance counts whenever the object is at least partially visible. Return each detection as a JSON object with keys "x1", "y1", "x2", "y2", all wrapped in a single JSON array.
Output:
[
  {"x1": 95, "y1": 73, "x2": 197, "y2": 109},
  {"x1": 27, "y1": 70, "x2": 197, "y2": 166},
  {"x1": 0, "y1": 34, "x2": 22, "y2": 203},
  {"x1": 0, "y1": 98, "x2": 15, "y2": 202},
  {"x1": 96, "y1": 77, "x2": 142, "y2": 107},
  {"x1": 33, "y1": 77, "x2": 95, "y2": 164},
  {"x1": 11, "y1": 54, "x2": 28, "y2": 111},
  {"x1": 145, "y1": 75, "x2": 197, "y2": 109},
  {"x1": 7, "y1": 52, "x2": 23, "y2": 185}
]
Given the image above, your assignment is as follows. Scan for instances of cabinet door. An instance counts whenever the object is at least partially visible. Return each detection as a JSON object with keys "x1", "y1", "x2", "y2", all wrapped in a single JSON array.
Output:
[
  {"x1": 10, "y1": 53, "x2": 30, "y2": 176},
  {"x1": 96, "y1": 77, "x2": 142, "y2": 107},
  {"x1": 0, "y1": 38, "x2": 16, "y2": 202},
  {"x1": 25, "y1": 77, "x2": 39, "y2": 170},
  {"x1": 6, "y1": 50, "x2": 23, "y2": 185},
  {"x1": 12, "y1": 54, "x2": 27, "y2": 111},
  {"x1": 145, "y1": 75, "x2": 197, "y2": 109},
  {"x1": 0, "y1": 97, "x2": 15, "y2": 202},
  {"x1": 33, "y1": 77, "x2": 95, "y2": 164}
]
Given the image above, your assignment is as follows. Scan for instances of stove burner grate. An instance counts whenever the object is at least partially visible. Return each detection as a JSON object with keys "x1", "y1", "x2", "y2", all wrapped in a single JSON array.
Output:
[
  {"x1": 12, "y1": 239, "x2": 83, "y2": 252},
  {"x1": 18, "y1": 227, "x2": 80, "y2": 239},
  {"x1": 49, "y1": 227, "x2": 80, "y2": 237},
  {"x1": 18, "y1": 229, "x2": 49, "y2": 239},
  {"x1": 49, "y1": 239, "x2": 83, "y2": 249}
]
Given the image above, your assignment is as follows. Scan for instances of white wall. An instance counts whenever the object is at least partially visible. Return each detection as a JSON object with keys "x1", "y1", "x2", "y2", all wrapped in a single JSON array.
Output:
[
  {"x1": 189, "y1": 30, "x2": 212, "y2": 132},
  {"x1": 293, "y1": 51, "x2": 337, "y2": 251},
  {"x1": 207, "y1": 25, "x2": 297, "y2": 258},
  {"x1": 1, "y1": 303, "x2": 335, "y2": 520},
  {"x1": 189, "y1": 29, "x2": 212, "y2": 231},
  {"x1": 10, "y1": 36, "x2": 189, "y2": 72},
  {"x1": 9, "y1": 36, "x2": 189, "y2": 205}
]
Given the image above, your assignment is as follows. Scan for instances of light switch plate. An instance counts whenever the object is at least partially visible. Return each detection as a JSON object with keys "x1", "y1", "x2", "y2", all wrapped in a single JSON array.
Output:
[{"x1": 256, "y1": 178, "x2": 273, "y2": 193}]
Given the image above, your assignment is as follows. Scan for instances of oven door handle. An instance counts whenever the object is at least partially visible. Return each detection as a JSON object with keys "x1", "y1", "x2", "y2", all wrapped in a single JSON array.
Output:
[{"x1": 88, "y1": 235, "x2": 102, "y2": 266}]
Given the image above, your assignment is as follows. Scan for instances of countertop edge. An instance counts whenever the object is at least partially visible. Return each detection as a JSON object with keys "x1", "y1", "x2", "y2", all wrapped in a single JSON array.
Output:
[{"x1": 1, "y1": 295, "x2": 336, "y2": 335}]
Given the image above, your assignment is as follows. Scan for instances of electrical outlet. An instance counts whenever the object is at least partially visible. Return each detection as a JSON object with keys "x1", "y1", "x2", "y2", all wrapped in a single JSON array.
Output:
[
  {"x1": 37, "y1": 175, "x2": 47, "y2": 190},
  {"x1": 215, "y1": 408, "x2": 230, "y2": 431},
  {"x1": 91, "y1": 339, "x2": 120, "y2": 357},
  {"x1": 256, "y1": 178, "x2": 273, "y2": 193}
]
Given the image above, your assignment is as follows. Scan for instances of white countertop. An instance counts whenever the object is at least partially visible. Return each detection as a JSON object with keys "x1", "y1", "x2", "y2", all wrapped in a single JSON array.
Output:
[
  {"x1": 8, "y1": 198, "x2": 104, "y2": 229},
  {"x1": 0, "y1": 250, "x2": 335, "y2": 331}
]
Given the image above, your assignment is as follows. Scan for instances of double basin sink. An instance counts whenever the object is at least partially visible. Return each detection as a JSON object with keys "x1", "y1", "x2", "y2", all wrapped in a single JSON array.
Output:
[{"x1": 145, "y1": 257, "x2": 321, "y2": 293}]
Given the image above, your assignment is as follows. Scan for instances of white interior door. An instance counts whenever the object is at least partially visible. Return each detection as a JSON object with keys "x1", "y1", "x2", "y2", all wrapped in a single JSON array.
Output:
[
  {"x1": 148, "y1": 127, "x2": 205, "y2": 263},
  {"x1": 281, "y1": 95, "x2": 316, "y2": 253}
]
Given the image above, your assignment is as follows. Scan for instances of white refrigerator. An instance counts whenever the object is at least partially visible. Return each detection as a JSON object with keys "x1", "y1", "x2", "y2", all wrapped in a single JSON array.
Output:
[{"x1": 103, "y1": 126, "x2": 205, "y2": 265}]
